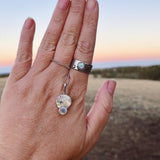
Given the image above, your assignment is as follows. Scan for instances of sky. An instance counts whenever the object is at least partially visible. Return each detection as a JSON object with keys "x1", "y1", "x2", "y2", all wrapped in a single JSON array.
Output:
[{"x1": 0, "y1": 0, "x2": 160, "y2": 67}]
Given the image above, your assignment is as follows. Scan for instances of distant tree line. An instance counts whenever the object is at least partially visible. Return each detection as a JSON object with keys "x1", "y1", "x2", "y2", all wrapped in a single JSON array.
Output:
[
  {"x1": 91, "y1": 65, "x2": 160, "y2": 80},
  {"x1": 0, "y1": 73, "x2": 9, "y2": 78},
  {"x1": 1, "y1": 66, "x2": 160, "y2": 80}
]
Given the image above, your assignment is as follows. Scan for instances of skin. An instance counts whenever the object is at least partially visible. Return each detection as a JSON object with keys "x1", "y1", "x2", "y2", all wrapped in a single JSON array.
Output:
[{"x1": 0, "y1": 0, "x2": 116, "y2": 160}]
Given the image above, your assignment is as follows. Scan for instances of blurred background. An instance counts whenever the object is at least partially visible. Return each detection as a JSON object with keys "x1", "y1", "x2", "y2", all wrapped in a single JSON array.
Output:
[{"x1": 0, "y1": 0, "x2": 160, "y2": 160}]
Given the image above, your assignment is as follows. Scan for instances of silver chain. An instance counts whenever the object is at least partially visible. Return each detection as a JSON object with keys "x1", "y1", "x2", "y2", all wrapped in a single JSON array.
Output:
[
  {"x1": 52, "y1": 59, "x2": 70, "y2": 95},
  {"x1": 62, "y1": 73, "x2": 70, "y2": 95}
]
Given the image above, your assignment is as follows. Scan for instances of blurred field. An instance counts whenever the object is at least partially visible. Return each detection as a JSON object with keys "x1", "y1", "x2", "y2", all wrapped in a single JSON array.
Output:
[
  {"x1": 0, "y1": 77, "x2": 7, "y2": 97},
  {"x1": 85, "y1": 76, "x2": 160, "y2": 160},
  {"x1": 0, "y1": 76, "x2": 160, "y2": 160},
  {"x1": 86, "y1": 75, "x2": 160, "y2": 110}
]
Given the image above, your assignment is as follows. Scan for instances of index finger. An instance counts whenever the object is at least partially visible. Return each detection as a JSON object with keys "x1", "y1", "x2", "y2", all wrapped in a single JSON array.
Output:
[{"x1": 32, "y1": 0, "x2": 71, "y2": 74}]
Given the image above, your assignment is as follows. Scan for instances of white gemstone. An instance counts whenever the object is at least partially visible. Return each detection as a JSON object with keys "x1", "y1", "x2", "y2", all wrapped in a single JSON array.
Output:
[
  {"x1": 56, "y1": 94, "x2": 72, "y2": 109},
  {"x1": 59, "y1": 107, "x2": 67, "y2": 115}
]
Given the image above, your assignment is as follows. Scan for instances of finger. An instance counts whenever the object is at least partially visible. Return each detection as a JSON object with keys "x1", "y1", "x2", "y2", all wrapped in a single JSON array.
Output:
[
  {"x1": 10, "y1": 18, "x2": 35, "y2": 82},
  {"x1": 46, "y1": 0, "x2": 86, "y2": 75},
  {"x1": 85, "y1": 80, "x2": 116, "y2": 152},
  {"x1": 32, "y1": 0, "x2": 70, "y2": 74},
  {"x1": 69, "y1": 0, "x2": 99, "y2": 92}
]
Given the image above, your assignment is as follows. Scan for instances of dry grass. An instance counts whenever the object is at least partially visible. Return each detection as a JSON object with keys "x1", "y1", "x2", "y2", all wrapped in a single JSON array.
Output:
[
  {"x1": 0, "y1": 77, "x2": 7, "y2": 97},
  {"x1": 86, "y1": 75, "x2": 160, "y2": 110}
]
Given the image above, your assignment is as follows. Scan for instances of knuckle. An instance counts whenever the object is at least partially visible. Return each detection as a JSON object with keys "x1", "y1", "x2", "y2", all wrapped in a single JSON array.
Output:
[
  {"x1": 84, "y1": 16, "x2": 97, "y2": 28},
  {"x1": 58, "y1": 55, "x2": 70, "y2": 65},
  {"x1": 69, "y1": 76, "x2": 87, "y2": 99},
  {"x1": 17, "y1": 49, "x2": 30, "y2": 61},
  {"x1": 37, "y1": 51, "x2": 53, "y2": 63},
  {"x1": 53, "y1": 14, "x2": 64, "y2": 24},
  {"x1": 70, "y1": 3, "x2": 83, "y2": 14},
  {"x1": 10, "y1": 60, "x2": 31, "y2": 81},
  {"x1": 19, "y1": 81, "x2": 31, "y2": 95},
  {"x1": 95, "y1": 94, "x2": 113, "y2": 114},
  {"x1": 77, "y1": 40, "x2": 93, "y2": 54},
  {"x1": 61, "y1": 31, "x2": 77, "y2": 47},
  {"x1": 40, "y1": 35, "x2": 57, "y2": 53},
  {"x1": 9, "y1": 82, "x2": 30, "y2": 98},
  {"x1": 70, "y1": 88, "x2": 86, "y2": 102},
  {"x1": 103, "y1": 100, "x2": 113, "y2": 115}
]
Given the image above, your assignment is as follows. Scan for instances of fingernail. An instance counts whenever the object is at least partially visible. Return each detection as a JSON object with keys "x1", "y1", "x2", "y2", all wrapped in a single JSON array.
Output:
[
  {"x1": 24, "y1": 18, "x2": 34, "y2": 29},
  {"x1": 107, "y1": 80, "x2": 117, "y2": 95},
  {"x1": 58, "y1": 0, "x2": 70, "y2": 10},
  {"x1": 87, "y1": 0, "x2": 97, "y2": 10}
]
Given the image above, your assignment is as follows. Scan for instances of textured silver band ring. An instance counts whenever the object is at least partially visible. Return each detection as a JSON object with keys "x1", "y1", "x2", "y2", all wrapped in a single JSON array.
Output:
[{"x1": 71, "y1": 59, "x2": 92, "y2": 74}]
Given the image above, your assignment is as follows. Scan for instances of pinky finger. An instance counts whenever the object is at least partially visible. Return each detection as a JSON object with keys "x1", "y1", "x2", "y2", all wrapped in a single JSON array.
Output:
[{"x1": 10, "y1": 18, "x2": 35, "y2": 81}]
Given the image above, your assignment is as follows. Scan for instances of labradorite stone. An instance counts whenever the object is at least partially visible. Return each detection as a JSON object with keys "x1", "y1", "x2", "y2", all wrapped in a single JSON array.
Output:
[
  {"x1": 78, "y1": 62, "x2": 85, "y2": 69},
  {"x1": 59, "y1": 106, "x2": 67, "y2": 115}
]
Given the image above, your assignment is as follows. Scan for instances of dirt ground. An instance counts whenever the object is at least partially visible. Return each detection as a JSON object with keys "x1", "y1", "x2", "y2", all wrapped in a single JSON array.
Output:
[
  {"x1": 84, "y1": 76, "x2": 160, "y2": 160},
  {"x1": 0, "y1": 77, "x2": 160, "y2": 160}
]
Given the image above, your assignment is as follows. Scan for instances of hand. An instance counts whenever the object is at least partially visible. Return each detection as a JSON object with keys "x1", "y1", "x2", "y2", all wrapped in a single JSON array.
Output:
[{"x1": 0, "y1": 0, "x2": 116, "y2": 159}]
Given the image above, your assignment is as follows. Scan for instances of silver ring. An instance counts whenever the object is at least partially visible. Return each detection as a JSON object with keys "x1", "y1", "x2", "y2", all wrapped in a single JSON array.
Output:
[
  {"x1": 52, "y1": 59, "x2": 70, "y2": 70},
  {"x1": 71, "y1": 59, "x2": 92, "y2": 74}
]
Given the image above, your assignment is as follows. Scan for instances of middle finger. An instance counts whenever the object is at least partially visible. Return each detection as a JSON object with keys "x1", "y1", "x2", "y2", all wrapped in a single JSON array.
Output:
[{"x1": 46, "y1": 0, "x2": 86, "y2": 75}]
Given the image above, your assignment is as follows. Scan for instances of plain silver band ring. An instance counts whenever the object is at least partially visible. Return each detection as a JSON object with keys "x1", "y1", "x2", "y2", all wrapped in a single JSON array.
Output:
[
  {"x1": 52, "y1": 59, "x2": 70, "y2": 70},
  {"x1": 70, "y1": 59, "x2": 92, "y2": 74}
]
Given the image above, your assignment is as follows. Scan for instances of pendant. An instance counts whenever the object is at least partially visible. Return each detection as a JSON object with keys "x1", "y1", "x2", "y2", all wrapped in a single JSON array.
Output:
[{"x1": 56, "y1": 94, "x2": 72, "y2": 115}]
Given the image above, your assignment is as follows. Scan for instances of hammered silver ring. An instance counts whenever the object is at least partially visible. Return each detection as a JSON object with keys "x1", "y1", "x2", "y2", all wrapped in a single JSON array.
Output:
[{"x1": 71, "y1": 59, "x2": 92, "y2": 74}]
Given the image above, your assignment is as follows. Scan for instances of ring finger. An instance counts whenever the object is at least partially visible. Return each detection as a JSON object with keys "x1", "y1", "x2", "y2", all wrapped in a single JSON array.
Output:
[{"x1": 69, "y1": 0, "x2": 99, "y2": 98}]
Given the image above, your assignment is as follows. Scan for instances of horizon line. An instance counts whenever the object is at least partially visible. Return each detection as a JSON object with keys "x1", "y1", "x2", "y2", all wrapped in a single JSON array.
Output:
[{"x1": 1, "y1": 58, "x2": 160, "y2": 67}]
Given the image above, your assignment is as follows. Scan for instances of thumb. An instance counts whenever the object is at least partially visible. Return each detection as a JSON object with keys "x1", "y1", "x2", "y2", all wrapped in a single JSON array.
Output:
[{"x1": 85, "y1": 80, "x2": 116, "y2": 152}]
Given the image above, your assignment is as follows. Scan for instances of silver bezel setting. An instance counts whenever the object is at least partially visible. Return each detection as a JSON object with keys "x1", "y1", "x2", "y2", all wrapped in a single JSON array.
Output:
[{"x1": 71, "y1": 59, "x2": 92, "y2": 74}]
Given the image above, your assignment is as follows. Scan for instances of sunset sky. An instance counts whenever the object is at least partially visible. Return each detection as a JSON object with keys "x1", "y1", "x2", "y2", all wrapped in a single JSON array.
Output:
[{"x1": 0, "y1": 0, "x2": 160, "y2": 66}]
